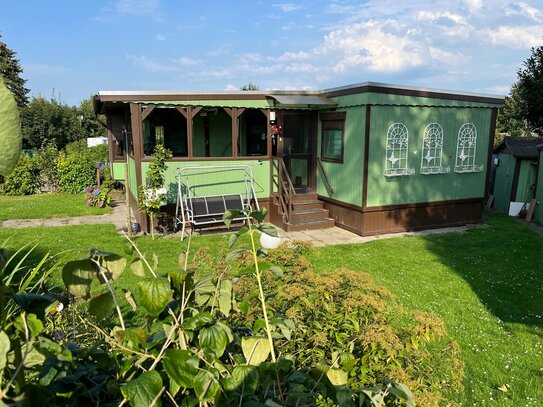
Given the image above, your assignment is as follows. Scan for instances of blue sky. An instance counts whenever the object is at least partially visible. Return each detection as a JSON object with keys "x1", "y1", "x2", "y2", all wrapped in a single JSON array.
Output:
[{"x1": 1, "y1": 0, "x2": 542, "y2": 106}]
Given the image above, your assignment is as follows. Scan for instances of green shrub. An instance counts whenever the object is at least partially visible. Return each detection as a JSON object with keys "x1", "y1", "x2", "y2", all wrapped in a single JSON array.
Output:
[
  {"x1": 34, "y1": 142, "x2": 60, "y2": 191},
  {"x1": 57, "y1": 141, "x2": 107, "y2": 194},
  {"x1": 0, "y1": 153, "x2": 40, "y2": 195}
]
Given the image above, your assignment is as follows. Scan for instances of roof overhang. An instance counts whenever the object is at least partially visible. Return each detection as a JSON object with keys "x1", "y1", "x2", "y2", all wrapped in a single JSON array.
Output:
[{"x1": 266, "y1": 94, "x2": 337, "y2": 109}]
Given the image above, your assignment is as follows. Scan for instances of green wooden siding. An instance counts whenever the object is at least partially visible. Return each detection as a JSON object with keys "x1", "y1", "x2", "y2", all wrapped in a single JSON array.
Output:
[
  {"x1": 192, "y1": 112, "x2": 232, "y2": 157},
  {"x1": 534, "y1": 151, "x2": 543, "y2": 224},
  {"x1": 111, "y1": 162, "x2": 126, "y2": 181},
  {"x1": 493, "y1": 154, "x2": 516, "y2": 213},
  {"x1": 316, "y1": 107, "x2": 365, "y2": 206},
  {"x1": 514, "y1": 159, "x2": 537, "y2": 203},
  {"x1": 141, "y1": 160, "x2": 270, "y2": 204},
  {"x1": 366, "y1": 105, "x2": 491, "y2": 206}
]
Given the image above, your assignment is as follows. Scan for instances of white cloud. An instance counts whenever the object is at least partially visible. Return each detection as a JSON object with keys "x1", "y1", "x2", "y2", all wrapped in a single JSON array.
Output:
[
  {"x1": 273, "y1": 3, "x2": 303, "y2": 13},
  {"x1": 488, "y1": 25, "x2": 543, "y2": 48},
  {"x1": 505, "y1": 2, "x2": 543, "y2": 21},
  {"x1": 174, "y1": 57, "x2": 201, "y2": 66},
  {"x1": 224, "y1": 84, "x2": 238, "y2": 91},
  {"x1": 126, "y1": 55, "x2": 177, "y2": 72},
  {"x1": 115, "y1": 0, "x2": 160, "y2": 15},
  {"x1": 155, "y1": 34, "x2": 166, "y2": 41},
  {"x1": 275, "y1": 51, "x2": 310, "y2": 62}
]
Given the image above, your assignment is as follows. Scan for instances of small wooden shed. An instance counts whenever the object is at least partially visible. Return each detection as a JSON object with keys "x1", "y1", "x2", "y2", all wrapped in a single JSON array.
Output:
[{"x1": 492, "y1": 138, "x2": 541, "y2": 216}]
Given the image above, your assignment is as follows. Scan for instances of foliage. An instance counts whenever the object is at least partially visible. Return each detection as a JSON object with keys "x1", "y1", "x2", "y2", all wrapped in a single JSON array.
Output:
[
  {"x1": 0, "y1": 153, "x2": 40, "y2": 195},
  {"x1": 495, "y1": 87, "x2": 532, "y2": 145},
  {"x1": 240, "y1": 82, "x2": 260, "y2": 91},
  {"x1": 0, "y1": 34, "x2": 29, "y2": 107},
  {"x1": 20, "y1": 96, "x2": 82, "y2": 150},
  {"x1": 85, "y1": 186, "x2": 111, "y2": 208},
  {"x1": 138, "y1": 144, "x2": 172, "y2": 238},
  {"x1": 515, "y1": 44, "x2": 543, "y2": 134},
  {"x1": 56, "y1": 141, "x2": 108, "y2": 194},
  {"x1": 0, "y1": 76, "x2": 22, "y2": 177},
  {"x1": 78, "y1": 96, "x2": 107, "y2": 139},
  {"x1": 230, "y1": 241, "x2": 462, "y2": 406},
  {"x1": 34, "y1": 142, "x2": 60, "y2": 191}
]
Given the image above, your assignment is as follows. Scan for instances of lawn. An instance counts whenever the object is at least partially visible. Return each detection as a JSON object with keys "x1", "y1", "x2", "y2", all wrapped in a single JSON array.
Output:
[
  {"x1": 0, "y1": 193, "x2": 111, "y2": 222},
  {"x1": 0, "y1": 211, "x2": 541, "y2": 406}
]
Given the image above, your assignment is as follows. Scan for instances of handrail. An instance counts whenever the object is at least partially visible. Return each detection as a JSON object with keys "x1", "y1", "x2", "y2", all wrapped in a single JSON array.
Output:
[
  {"x1": 317, "y1": 157, "x2": 335, "y2": 195},
  {"x1": 273, "y1": 158, "x2": 296, "y2": 224}
]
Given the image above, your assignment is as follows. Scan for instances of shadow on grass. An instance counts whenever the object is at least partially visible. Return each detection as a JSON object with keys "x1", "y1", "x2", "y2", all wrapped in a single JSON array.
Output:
[{"x1": 420, "y1": 211, "x2": 543, "y2": 329}]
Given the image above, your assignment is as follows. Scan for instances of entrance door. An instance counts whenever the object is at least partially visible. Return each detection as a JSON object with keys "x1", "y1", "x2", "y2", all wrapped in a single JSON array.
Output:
[{"x1": 281, "y1": 112, "x2": 316, "y2": 192}]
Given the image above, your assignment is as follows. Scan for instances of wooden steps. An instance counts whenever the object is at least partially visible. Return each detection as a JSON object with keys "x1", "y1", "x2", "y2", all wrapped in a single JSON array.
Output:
[{"x1": 270, "y1": 192, "x2": 335, "y2": 232}]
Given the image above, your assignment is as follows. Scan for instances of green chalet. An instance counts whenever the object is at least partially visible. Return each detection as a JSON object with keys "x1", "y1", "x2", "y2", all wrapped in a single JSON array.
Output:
[{"x1": 93, "y1": 82, "x2": 503, "y2": 236}]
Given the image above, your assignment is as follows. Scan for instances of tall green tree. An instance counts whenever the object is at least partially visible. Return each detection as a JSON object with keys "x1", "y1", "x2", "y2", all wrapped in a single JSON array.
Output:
[
  {"x1": 514, "y1": 43, "x2": 543, "y2": 134},
  {"x1": 78, "y1": 96, "x2": 107, "y2": 139},
  {"x1": 0, "y1": 34, "x2": 30, "y2": 107},
  {"x1": 240, "y1": 82, "x2": 260, "y2": 91},
  {"x1": 21, "y1": 96, "x2": 83, "y2": 149}
]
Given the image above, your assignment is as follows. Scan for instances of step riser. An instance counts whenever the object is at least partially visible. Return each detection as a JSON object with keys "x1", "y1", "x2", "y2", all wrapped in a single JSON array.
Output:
[
  {"x1": 290, "y1": 210, "x2": 330, "y2": 223},
  {"x1": 285, "y1": 218, "x2": 335, "y2": 232}
]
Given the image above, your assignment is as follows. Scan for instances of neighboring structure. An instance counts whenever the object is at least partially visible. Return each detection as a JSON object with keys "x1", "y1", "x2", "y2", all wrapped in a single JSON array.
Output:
[
  {"x1": 93, "y1": 82, "x2": 503, "y2": 235},
  {"x1": 536, "y1": 145, "x2": 543, "y2": 224},
  {"x1": 491, "y1": 138, "x2": 541, "y2": 217}
]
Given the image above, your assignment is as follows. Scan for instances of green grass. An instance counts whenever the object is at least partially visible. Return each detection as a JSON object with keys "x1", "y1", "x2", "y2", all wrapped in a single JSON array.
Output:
[
  {"x1": 0, "y1": 212, "x2": 541, "y2": 405},
  {"x1": 310, "y1": 212, "x2": 543, "y2": 406},
  {"x1": 0, "y1": 193, "x2": 111, "y2": 221}
]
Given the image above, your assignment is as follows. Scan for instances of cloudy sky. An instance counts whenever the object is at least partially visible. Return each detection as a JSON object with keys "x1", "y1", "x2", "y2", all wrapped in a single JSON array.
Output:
[{"x1": 1, "y1": 0, "x2": 542, "y2": 105}]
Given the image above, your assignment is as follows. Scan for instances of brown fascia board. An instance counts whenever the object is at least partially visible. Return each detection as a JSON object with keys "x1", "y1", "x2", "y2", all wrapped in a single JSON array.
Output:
[{"x1": 321, "y1": 81, "x2": 505, "y2": 105}]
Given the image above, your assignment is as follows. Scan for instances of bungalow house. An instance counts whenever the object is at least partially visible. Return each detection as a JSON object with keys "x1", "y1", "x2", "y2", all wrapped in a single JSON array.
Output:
[
  {"x1": 93, "y1": 82, "x2": 503, "y2": 236},
  {"x1": 491, "y1": 138, "x2": 541, "y2": 217}
]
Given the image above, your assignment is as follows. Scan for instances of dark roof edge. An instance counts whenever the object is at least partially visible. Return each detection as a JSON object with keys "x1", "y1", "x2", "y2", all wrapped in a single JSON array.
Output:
[{"x1": 321, "y1": 81, "x2": 504, "y2": 105}]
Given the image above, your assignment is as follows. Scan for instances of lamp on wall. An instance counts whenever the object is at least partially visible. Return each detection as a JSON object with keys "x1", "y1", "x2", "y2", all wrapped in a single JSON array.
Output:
[{"x1": 269, "y1": 111, "x2": 276, "y2": 124}]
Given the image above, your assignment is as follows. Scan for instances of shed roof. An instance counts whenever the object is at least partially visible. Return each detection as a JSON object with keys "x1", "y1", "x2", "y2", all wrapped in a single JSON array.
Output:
[{"x1": 493, "y1": 138, "x2": 543, "y2": 159}]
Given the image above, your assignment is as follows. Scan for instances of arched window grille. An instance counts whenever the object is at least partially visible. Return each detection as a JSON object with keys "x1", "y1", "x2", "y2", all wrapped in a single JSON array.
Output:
[
  {"x1": 455, "y1": 123, "x2": 483, "y2": 173},
  {"x1": 420, "y1": 123, "x2": 450, "y2": 174},
  {"x1": 384, "y1": 123, "x2": 415, "y2": 177}
]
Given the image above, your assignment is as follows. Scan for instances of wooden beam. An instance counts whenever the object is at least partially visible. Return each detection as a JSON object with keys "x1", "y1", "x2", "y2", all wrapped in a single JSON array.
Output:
[
  {"x1": 224, "y1": 108, "x2": 245, "y2": 157},
  {"x1": 129, "y1": 103, "x2": 148, "y2": 232},
  {"x1": 141, "y1": 104, "x2": 156, "y2": 122},
  {"x1": 362, "y1": 105, "x2": 371, "y2": 210},
  {"x1": 175, "y1": 106, "x2": 188, "y2": 119}
]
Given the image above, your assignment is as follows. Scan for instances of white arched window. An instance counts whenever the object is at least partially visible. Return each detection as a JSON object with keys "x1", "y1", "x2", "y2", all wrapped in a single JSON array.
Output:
[
  {"x1": 455, "y1": 123, "x2": 483, "y2": 173},
  {"x1": 384, "y1": 123, "x2": 415, "y2": 177},
  {"x1": 420, "y1": 123, "x2": 450, "y2": 174}
]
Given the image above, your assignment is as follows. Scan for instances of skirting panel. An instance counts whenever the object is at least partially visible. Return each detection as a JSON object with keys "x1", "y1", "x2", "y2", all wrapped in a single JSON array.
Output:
[{"x1": 320, "y1": 197, "x2": 484, "y2": 236}]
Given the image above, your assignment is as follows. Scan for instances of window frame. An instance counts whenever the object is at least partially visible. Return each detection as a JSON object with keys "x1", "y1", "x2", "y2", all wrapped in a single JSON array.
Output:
[{"x1": 320, "y1": 112, "x2": 346, "y2": 164}]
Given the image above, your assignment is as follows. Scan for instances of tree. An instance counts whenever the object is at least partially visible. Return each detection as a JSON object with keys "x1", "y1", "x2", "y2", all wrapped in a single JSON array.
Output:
[
  {"x1": 0, "y1": 34, "x2": 30, "y2": 107},
  {"x1": 495, "y1": 84, "x2": 530, "y2": 145},
  {"x1": 79, "y1": 96, "x2": 107, "y2": 139},
  {"x1": 514, "y1": 43, "x2": 543, "y2": 135},
  {"x1": 21, "y1": 96, "x2": 83, "y2": 149},
  {"x1": 240, "y1": 82, "x2": 260, "y2": 91}
]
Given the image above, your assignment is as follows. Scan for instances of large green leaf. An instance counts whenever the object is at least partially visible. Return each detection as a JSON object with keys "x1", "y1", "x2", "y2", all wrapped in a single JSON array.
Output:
[
  {"x1": 241, "y1": 337, "x2": 271, "y2": 366},
  {"x1": 121, "y1": 370, "x2": 163, "y2": 407},
  {"x1": 88, "y1": 291, "x2": 114, "y2": 322},
  {"x1": 130, "y1": 258, "x2": 145, "y2": 277},
  {"x1": 194, "y1": 370, "x2": 220, "y2": 402},
  {"x1": 257, "y1": 224, "x2": 278, "y2": 238},
  {"x1": 0, "y1": 76, "x2": 22, "y2": 176},
  {"x1": 223, "y1": 209, "x2": 242, "y2": 228},
  {"x1": 62, "y1": 259, "x2": 95, "y2": 300},
  {"x1": 98, "y1": 253, "x2": 127, "y2": 283},
  {"x1": 199, "y1": 323, "x2": 229, "y2": 358},
  {"x1": 13, "y1": 294, "x2": 54, "y2": 319},
  {"x1": 14, "y1": 313, "x2": 43, "y2": 337},
  {"x1": 218, "y1": 279, "x2": 233, "y2": 317},
  {"x1": 231, "y1": 365, "x2": 259, "y2": 395},
  {"x1": 326, "y1": 368, "x2": 348, "y2": 386},
  {"x1": 0, "y1": 331, "x2": 10, "y2": 371},
  {"x1": 163, "y1": 349, "x2": 200, "y2": 389},
  {"x1": 137, "y1": 277, "x2": 173, "y2": 317}
]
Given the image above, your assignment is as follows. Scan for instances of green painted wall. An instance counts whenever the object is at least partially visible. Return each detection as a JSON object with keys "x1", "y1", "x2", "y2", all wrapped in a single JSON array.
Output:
[
  {"x1": 316, "y1": 107, "x2": 365, "y2": 206},
  {"x1": 493, "y1": 153, "x2": 516, "y2": 213},
  {"x1": 141, "y1": 160, "x2": 270, "y2": 204},
  {"x1": 533, "y1": 150, "x2": 543, "y2": 224},
  {"x1": 112, "y1": 162, "x2": 126, "y2": 181},
  {"x1": 127, "y1": 156, "x2": 138, "y2": 203},
  {"x1": 366, "y1": 105, "x2": 491, "y2": 206},
  {"x1": 515, "y1": 159, "x2": 537, "y2": 203}
]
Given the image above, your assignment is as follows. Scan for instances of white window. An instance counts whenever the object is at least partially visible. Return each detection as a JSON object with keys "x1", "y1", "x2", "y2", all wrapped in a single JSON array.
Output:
[
  {"x1": 455, "y1": 123, "x2": 483, "y2": 173},
  {"x1": 420, "y1": 123, "x2": 450, "y2": 174},
  {"x1": 384, "y1": 123, "x2": 415, "y2": 177}
]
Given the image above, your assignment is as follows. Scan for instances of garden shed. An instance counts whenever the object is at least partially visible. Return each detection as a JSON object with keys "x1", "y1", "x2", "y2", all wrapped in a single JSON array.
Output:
[
  {"x1": 491, "y1": 138, "x2": 541, "y2": 217},
  {"x1": 93, "y1": 82, "x2": 503, "y2": 235}
]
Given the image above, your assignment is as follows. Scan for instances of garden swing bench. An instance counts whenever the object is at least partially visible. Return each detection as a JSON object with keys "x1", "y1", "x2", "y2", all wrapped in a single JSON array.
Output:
[{"x1": 174, "y1": 164, "x2": 260, "y2": 240}]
